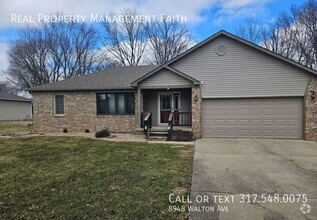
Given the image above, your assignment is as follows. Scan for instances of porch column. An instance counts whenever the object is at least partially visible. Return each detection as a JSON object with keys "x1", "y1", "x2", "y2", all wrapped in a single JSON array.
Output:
[{"x1": 137, "y1": 87, "x2": 141, "y2": 127}]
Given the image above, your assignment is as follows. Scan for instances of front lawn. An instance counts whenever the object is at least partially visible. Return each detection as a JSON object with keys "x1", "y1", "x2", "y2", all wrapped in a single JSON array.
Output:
[
  {"x1": 0, "y1": 137, "x2": 193, "y2": 219},
  {"x1": 0, "y1": 121, "x2": 30, "y2": 136}
]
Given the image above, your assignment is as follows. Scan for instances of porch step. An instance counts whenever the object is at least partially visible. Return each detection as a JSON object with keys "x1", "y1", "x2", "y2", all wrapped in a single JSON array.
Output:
[
  {"x1": 148, "y1": 130, "x2": 168, "y2": 141},
  {"x1": 149, "y1": 131, "x2": 168, "y2": 135},
  {"x1": 148, "y1": 136, "x2": 168, "y2": 141},
  {"x1": 150, "y1": 126, "x2": 169, "y2": 132}
]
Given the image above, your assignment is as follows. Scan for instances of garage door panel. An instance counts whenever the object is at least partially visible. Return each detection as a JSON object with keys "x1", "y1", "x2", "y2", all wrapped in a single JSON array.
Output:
[
  {"x1": 276, "y1": 109, "x2": 288, "y2": 115},
  {"x1": 289, "y1": 109, "x2": 301, "y2": 115},
  {"x1": 263, "y1": 119, "x2": 274, "y2": 126},
  {"x1": 251, "y1": 129, "x2": 261, "y2": 136},
  {"x1": 289, "y1": 120, "x2": 300, "y2": 126},
  {"x1": 276, "y1": 119, "x2": 287, "y2": 126},
  {"x1": 250, "y1": 120, "x2": 261, "y2": 125},
  {"x1": 251, "y1": 109, "x2": 261, "y2": 115},
  {"x1": 227, "y1": 109, "x2": 237, "y2": 115},
  {"x1": 202, "y1": 97, "x2": 302, "y2": 139}
]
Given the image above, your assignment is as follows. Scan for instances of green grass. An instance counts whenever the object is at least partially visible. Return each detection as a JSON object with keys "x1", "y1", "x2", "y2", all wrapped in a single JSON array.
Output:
[
  {"x1": 0, "y1": 121, "x2": 30, "y2": 135},
  {"x1": 0, "y1": 137, "x2": 193, "y2": 219}
]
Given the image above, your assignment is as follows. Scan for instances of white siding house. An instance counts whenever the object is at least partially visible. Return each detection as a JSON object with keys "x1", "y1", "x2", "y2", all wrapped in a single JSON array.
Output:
[{"x1": 0, "y1": 91, "x2": 32, "y2": 120}]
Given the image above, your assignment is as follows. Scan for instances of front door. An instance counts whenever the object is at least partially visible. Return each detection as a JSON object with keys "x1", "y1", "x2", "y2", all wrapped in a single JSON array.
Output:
[
  {"x1": 159, "y1": 92, "x2": 180, "y2": 124},
  {"x1": 160, "y1": 94, "x2": 172, "y2": 123}
]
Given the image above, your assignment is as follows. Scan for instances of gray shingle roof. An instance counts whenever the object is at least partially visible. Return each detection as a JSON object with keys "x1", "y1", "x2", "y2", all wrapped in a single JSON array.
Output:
[
  {"x1": 0, "y1": 91, "x2": 32, "y2": 102},
  {"x1": 28, "y1": 65, "x2": 158, "y2": 92}
]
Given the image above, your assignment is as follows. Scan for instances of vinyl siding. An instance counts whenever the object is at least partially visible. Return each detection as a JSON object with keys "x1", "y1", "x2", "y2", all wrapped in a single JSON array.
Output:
[
  {"x1": 143, "y1": 90, "x2": 158, "y2": 125},
  {"x1": 0, "y1": 100, "x2": 32, "y2": 120},
  {"x1": 171, "y1": 35, "x2": 310, "y2": 98},
  {"x1": 139, "y1": 69, "x2": 192, "y2": 88}
]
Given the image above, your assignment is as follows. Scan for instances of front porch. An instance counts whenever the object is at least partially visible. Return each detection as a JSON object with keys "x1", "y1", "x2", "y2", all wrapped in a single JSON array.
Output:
[
  {"x1": 131, "y1": 65, "x2": 202, "y2": 139},
  {"x1": 142, "y1": 88, "x2": 192, "y2": 126},
  {"x1": 136, "y1": 88, "x2": 194, "y2": 140}
]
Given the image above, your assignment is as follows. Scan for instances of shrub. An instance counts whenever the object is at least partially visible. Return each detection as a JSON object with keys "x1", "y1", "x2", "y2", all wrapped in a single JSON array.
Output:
[
  {"x1": 84, "y1": 129, "x2": 90, "y2": 133},
  {"x1": 63, "y1": 128, "x2": 68, "y2": 133},
  {"x1": 169, "y1": 130, "x2": 193, "y2": 141},
  {"x1": 95, "y1": 129, "x2": 110, "y2": 138}
]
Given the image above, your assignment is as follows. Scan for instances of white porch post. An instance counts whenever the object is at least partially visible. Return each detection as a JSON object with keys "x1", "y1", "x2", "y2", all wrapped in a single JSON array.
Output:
[{"x1": 137, "y1": 87, "x2": 141, "y2": 127}]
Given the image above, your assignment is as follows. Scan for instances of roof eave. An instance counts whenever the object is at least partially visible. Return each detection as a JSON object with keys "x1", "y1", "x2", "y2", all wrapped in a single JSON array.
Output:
[
  {"x1": 130, "y1": 65, "x2": 166, "y2": 86},
  {"x1": 223, "y1": 31, "x2": 317, "y2": 76},
  {"x1": 144, "y1": 30, "x2": 317, "y2": 77},
  {"x1": 29, "y1": 87, "x2": 136, "y2": 92},
  {"x1": 0, "y1": 98, "x2": 32, "y2": 102},
  {"x1": 165, "y1": 66, "x2": 202, "y2": 85},
  {"x1": 130, "y1": 65, "x2": 202, "y2": 87}
]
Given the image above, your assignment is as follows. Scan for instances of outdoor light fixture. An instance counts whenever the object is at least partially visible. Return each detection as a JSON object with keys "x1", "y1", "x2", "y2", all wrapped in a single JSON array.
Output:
[
  {"x1": 311, "y1": 90, "x2": 316, "y2": 100},
  {"x1": 194, "y1": 95, "x2": 199, "y2": 102}
]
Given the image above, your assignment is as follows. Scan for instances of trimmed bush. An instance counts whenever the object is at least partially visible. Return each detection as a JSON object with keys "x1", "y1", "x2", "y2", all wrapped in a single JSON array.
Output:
[
  {"x1": 169, "y1": 130, "x2": 193, "y2": 141},
  {"x1": 95, "y1": 129, "x2": 110, "y2": 138}
]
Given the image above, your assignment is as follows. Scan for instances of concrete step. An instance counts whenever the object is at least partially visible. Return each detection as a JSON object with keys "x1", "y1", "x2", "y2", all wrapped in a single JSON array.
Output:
[
  {"x1": 150, "y1": 126, "x2": 169, "y2": 132},
  {"x1": 148, "y1": 135, "x2": 168, "y2": 141},
  {"x1": 148, "y1": 130, "x2": 168, "y2": 141},
  {"x1": 149, "y1": 131, "x2": 168, "y2": 135}
]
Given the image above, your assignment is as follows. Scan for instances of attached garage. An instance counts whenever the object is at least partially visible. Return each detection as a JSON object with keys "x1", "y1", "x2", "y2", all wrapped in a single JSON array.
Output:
[
  {"x1": 167, "y1": 31, "x2": 316, "y2": 139},
  {"x1": 202, "y1": 97, "x2": 303, "y2": 139}
]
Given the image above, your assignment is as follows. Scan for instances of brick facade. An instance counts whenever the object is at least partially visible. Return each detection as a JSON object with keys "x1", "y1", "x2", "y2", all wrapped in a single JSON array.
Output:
[
  {"x1": 191, "y1": 86, "x2": 202, "y2": 139},
  {"x1": 33, "y1": 80, "x2": 317, "y2": 140},
  {"x1": 33, "y1": 88, "x2": 201, "y2": 137},
  {"x1": 135, "y1": 89, "x2": 143, "y2": 128},
  {"x1": 33, "y1": 91, "x2": 137, "y2": 133},
  {"x1": 304, "y1": 75, "x2": 317, "y2": 141}
]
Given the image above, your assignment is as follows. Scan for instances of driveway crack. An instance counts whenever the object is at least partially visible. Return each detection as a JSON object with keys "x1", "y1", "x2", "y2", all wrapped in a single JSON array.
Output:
[{"x1": 252, "y1": 139, "x2": 317, "y2": 179}]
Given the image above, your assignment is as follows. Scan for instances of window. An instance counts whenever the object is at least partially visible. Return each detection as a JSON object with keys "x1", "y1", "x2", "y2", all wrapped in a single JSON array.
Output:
[
  {"x1": 161, "y1": 95, "x2": 172, "y2": 110},
  {"x1": 97, "y1": 93, "x2": 135, "y2": 115},
  {"x1": 55, "y1": 95, "x2": 64, "y2": 115},
  {"x1": 174, "y1": 93, "x2": 180, "y2": 110}
]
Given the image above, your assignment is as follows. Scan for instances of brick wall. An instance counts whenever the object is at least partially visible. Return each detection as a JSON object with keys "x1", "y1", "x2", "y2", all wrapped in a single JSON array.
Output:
[
  {"x1": 191, "y1": 86, "x2": 202, "y2": 139},
  {"x1": 304, "y1": 75, "x2": 317, "y2": 141},
  {"x1": 33, "y1": 91, "x2": 136, "y2": 133}
]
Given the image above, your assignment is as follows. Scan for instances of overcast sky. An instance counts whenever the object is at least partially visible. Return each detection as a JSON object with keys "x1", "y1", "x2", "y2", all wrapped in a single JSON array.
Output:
[{"x1": 0, "y1": 0, "x2": 305, "y2": 81}]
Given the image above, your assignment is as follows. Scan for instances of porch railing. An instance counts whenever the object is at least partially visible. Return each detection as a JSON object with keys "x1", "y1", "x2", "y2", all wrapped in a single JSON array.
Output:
[
  {"x1": 142, "y1": 111, "x2": 192, "y2": 128},
  {"x1": 168, "y1": 111, "x2": 174, "y2": 139},
  {"x1": 175, "y1": 112, "x2": 192, "y2": 126},
  {"x1": 143, "y1": 112, "x2": 152, "y2": 137}
]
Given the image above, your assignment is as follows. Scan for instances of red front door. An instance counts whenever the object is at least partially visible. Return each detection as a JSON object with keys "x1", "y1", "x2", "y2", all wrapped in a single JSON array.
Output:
[{"x1": 160, "y1": 94, "x2": 172, "y2": 123}]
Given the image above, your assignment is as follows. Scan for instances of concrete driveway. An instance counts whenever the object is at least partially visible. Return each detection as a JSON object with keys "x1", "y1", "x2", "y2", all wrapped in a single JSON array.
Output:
[{"x1": 190, "y1": 139, "x2": 317, "y2": 220}]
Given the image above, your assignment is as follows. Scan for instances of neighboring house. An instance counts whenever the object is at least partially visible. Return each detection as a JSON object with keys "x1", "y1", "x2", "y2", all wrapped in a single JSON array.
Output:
[
  {"x1": 0, "y1": 91, "x2": 32, "y2": 120},
  {"x1": 29, "y1": 30, "x2": 317, "y2": 141}
]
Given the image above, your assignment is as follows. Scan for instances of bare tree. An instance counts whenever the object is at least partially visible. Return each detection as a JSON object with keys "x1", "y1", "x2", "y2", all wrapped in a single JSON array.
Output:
[
  {"x1": 235, "y1": 18, "x2": 263, "y2": 44},
  {"x1": 145, "y1": 17, "x2": 193, "y2": 64},
  {"x1": 260, "y1": 20, "x2": 298, "y2": 61},
  {"x1": 7, "y1": 26, "x2": 52, "y2": 90},
  {"x1": 101, "y1": 8, "x2": 147, "y2": 66},
  {"x1": 6, "y1": 18, "x2": 111, "y2": 91},
  {"x1": 0, "y1": 81, "x2": 18, "y2": 93},
  {"x1": 285, "y1": 0, "x2": 317, "y2": 69},
  {"x1": 46, "y1": 21, "x2": 109, "y2": 79},
  {"x1": 260, "y1": 0, "x2": 317, "y2": 69}
]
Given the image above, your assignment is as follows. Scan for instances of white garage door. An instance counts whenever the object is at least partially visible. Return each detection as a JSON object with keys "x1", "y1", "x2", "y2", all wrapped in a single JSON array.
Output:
[{"x1": 202, "y1": 98, "x2": 303, "y2": 139}]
